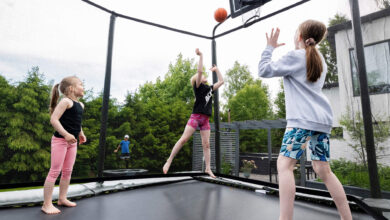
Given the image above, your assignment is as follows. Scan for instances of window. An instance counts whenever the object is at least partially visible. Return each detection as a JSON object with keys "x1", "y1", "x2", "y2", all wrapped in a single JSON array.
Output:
[{"x1": 350, "y1": 40, "x2": 390, "y2": 96}]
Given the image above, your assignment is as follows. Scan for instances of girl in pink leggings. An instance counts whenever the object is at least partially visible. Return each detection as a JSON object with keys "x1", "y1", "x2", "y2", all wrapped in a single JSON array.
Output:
[
  {"x1": 41, "y1": 76, "x2": 87, "y2": 215},
  {"x1": 163, "y1": 48, "x2": 224, "y2": 178}
]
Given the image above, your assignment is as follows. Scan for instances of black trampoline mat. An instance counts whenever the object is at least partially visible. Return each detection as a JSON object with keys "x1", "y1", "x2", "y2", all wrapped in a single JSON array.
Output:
[{"x1": 0, "y1": 180, "x2": 373, "y2": 220}]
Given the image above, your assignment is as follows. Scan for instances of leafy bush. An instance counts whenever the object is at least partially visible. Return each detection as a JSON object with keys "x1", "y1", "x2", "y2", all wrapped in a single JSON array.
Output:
[
  {"x1": 221, "y1": 160, "x2": 232, "y2": 175},
  {"x1": 330, "y1": 158, "x2": 390, "y2": 192}
]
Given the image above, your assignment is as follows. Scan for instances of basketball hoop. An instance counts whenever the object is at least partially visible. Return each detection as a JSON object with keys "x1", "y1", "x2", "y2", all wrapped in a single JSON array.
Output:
[
  {"x1": 240, "y1": 0, "x2": 262, "y2": 6},
  {"x1": 241, "y1": 6, "x2": 261, "y2": 26},
  {"x1": 238, "y1": 0, "x2": 262, "y2": 26},
  {"x1": 229, "y1": 0, "x2": 269, "y2": 21}
]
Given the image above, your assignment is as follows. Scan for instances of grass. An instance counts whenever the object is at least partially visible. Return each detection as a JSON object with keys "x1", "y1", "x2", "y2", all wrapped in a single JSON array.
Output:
[
  {"x1": 0, "y1": 186, "x2": 45, "y2": 192},
  {"x1": 0, "y1": 183, "x2": 84, "y2": 192}
]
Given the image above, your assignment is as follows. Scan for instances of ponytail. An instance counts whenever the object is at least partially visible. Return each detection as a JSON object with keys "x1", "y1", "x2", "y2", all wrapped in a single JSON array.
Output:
[
  {"x1": 50, "y1": 84, "x2": 60, "y2": 115},
  {"x1": 49, "y1": 76, "x2": 79, "y2": 114},
  {"x1": 298, "y1": 20, "x2": 327, "y2": 83},
  {"x1": 305, "y1": 45, "x2": 323, "y2": 82}
]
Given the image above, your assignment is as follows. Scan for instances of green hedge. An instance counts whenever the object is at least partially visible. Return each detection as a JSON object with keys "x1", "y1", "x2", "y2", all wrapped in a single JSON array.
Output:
[{"x1": 330, "y1": 158, "x2": 390, "y2": 192}]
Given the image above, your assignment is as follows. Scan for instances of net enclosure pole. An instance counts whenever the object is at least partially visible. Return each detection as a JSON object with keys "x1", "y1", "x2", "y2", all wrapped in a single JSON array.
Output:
[
  {"x1": 211, "y1": 39, "x2": 221, "y2": 173},
  {"x1": 98, "y1": 13, "x2": 116, "y2": 178},
  {"x1": 211, "y1": 17, "x2": 230, "y2": 174},
  {"x1": 349, "y1": 0, "x2": 381, "y2": 198}
]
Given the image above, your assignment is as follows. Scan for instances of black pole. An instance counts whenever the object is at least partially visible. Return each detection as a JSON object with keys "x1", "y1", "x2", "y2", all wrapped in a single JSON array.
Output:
[
  {"x1": 97, "y1": 13, "x2": 116, "y2": 178},
  {"x1": 210, "y1": 16, "x2": 230, "y2": 174},
  {"x1": 211, "y1": 39, "x2": 221, "y2": 173},
  {"x1": 267, "y1": 128, "x2": 272, "y2": 182},
  {"x1": 349, "y1": 0, "x2": 381, "y2": 198}
]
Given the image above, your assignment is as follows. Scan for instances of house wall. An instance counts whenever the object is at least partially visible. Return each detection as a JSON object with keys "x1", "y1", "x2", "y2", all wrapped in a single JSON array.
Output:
[
  {"x1": 323, "y1": 86, "x2": 341, "y2": 127},
  {"x1": 323, "y1": 14, "x2": 390, "y2": 166},
  {"x1": 334, "y1": 15, "x2": 390, "y2": 118}
]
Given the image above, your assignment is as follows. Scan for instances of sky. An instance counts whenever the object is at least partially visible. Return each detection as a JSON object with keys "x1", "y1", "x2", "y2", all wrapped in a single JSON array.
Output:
[{"x1": 0, "y1": 0, "x2": 381, "y2": 104}]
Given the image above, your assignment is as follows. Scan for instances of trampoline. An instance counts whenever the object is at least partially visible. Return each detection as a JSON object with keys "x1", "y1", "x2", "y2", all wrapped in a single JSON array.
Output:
[
  {"x1": 0, "y1": 174, "x2": 382, "y2": 220},
  {"x1": 103, "y1": 169, "x2": 148, "y2": 177},
  {"x1": 0, "y1": 1, "x2": 388, "y2": 220}
]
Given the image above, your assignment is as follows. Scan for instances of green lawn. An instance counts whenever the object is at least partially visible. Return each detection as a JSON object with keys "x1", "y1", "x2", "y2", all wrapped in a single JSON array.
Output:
[
  {"x1": 0, "y1": 183, "x2": 83, "y2": 192},
  {"x1": 0, "y1": 186, "x2": 45, "y2": 192}
]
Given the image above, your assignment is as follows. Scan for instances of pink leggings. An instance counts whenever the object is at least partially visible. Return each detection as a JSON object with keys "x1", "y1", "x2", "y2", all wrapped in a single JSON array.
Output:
[{"x1": 45, "y1": 136, "x2": 77, "y2": 183}]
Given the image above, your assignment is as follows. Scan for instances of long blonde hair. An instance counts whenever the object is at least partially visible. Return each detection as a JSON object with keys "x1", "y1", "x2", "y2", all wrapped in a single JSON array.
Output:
[
  {"x1": 299, "y1": 20, "x2": 327, "y2": 82},
  {"x1": 49, "y1": 76, "x2": 79, "y2": 115},
  {"x1": 190, "y1": 73, "x2": 208, "y2": 87}
]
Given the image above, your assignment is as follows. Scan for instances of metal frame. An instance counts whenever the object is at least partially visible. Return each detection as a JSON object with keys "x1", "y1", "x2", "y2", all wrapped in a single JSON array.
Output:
[
  {"x1": 349, "y1": 0, "x2": 381, "y2": 198},
  {"x1": 0, "y1": 2, "x2": 385, "y2": 218},
  {"x1": 80, "y1": 0, "x2": 309, "y2": 177},
  {"x1": 78, "y1": 0, "x2": 381, "y2": 198}
]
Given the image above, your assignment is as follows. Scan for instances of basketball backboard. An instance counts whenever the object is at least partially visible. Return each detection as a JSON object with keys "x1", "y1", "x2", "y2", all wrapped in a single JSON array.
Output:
[{"x1": 229, "y1": 0, "x2": 272, "y2": 18}]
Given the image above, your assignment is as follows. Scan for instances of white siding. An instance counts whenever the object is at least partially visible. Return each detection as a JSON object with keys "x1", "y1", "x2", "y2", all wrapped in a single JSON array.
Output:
[
  {"x1": 323, "y1": 13, "x2": 390, "y2": 166},
  {"x1": 323, "y1": 86, "x2": 341, "y2": 127}
]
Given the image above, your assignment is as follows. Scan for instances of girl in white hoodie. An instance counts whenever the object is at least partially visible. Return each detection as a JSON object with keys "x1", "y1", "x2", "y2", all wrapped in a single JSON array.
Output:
[{"x1": 258, "y1": 20, "x2": 352, "y2": 220}]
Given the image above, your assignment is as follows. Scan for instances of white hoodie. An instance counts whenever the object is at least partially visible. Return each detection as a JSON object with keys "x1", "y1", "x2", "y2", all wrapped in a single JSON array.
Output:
[{"x1": 258, "y1": 45, "x2": 333, "y2": 134}]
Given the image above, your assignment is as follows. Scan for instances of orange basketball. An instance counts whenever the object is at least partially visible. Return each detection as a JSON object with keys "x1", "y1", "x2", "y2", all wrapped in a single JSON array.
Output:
[{"x1": 214, "y1": 8, "x2": 227, "y2": 23}]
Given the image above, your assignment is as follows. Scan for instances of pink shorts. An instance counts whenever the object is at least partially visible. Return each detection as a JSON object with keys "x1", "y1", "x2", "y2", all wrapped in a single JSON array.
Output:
[{"x1": 187, "y1": 114, "x2": 210, "y2": 130}]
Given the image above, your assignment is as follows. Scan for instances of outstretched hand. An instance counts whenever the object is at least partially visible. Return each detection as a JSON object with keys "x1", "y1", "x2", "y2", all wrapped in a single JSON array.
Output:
[
  {"x1": 210, "y1": 64, "x2": 218, "y2": 72},
  {"x1": 266, "y1": 28, "x2": 285, "y2": 48},
  {"x1": 195, "y1": 48, "x2": 202, "y2": 56}
]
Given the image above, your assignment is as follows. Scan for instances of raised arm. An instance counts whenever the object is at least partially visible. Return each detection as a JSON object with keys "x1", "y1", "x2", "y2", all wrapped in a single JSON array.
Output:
[
  {"x1": 258, "y1": 47, "x2": 300, "y2": 78},
  {"x1": 259, "y1": 28, "x2": 299, "y2": 78},
  {"x1": 195, "y1": 48, "x2": 203, "y2": 88},
  {"x1": 210, "y1": 65, "x2": 224, "y2": 91}
]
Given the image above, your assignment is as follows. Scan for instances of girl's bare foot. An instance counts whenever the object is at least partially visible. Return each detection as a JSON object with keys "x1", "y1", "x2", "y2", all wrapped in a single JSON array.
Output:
[
  {"x1": 41, "y1": 203, "x2": 61, "y2": 214},
  {"x1": 205, "y1": 169, "x2": 216, "y2": 178},
  {"x1": 58, "y1": 199, "x2": 77, "y2": 207},
  {"x1": 163, "y1": 161, "x2": 171, "y2": 174}
]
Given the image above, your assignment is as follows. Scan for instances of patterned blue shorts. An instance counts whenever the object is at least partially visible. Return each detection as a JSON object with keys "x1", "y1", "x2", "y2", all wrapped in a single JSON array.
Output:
[{"x1": 280, "y1": 128, "x2": 330, "y2": 161}]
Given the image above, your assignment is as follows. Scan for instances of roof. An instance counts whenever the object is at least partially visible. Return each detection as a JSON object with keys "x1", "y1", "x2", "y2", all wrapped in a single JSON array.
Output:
[
  {"x1": 327, "y1": 7, "x2": 390, "y2": 50},
  {"x1": 323, "y1": 82, "x2": 339, "y2": 89}
]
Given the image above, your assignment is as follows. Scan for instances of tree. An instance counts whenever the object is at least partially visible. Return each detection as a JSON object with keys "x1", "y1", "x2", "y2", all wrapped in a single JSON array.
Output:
[
  {"x1": 111, "y1": 54, "x2": 197, "y2": 172},
  {"x1": 222, "y1": 61, "x2": 254, "y2": 102},
  {"x1": 339, "y1": 107, "x2": 390, "y2": 168},
  {"x1": 0, "y1": 67, "x2": 52, "y2": 183},
  {"x1": 228, "y1": 84, "x2": 271, "y2": 121},
  {"x1": 220, "y1": 61, "x2": 275, "y2": 153},
  {"x1": 270, "y1": 80, "x2": 287, "y2": 150},
  {"x1": 328, "y1": 13, "x2": 349, "y2": 26},
  {"x1": 375, "y1": 0, "x2": 390, "y2": 9},
  {"x1": 274, "y1": 79, "x2": 285, "y2": 119},
  {"x1": 227, "y1": 83, "x2": 272, "y2": 153},
  {"x1": 0, "y1": 75, "x2": 16, "y2": 180},
  {"x1": 319, "y1": 40, "x2": 339, "y2": 84},
  {"x1": 319, "y1": 13, "x2": 348, "y2": 84},
  {"x1": 162, "y1": 54, "x2": 197, "y2": 104}
]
